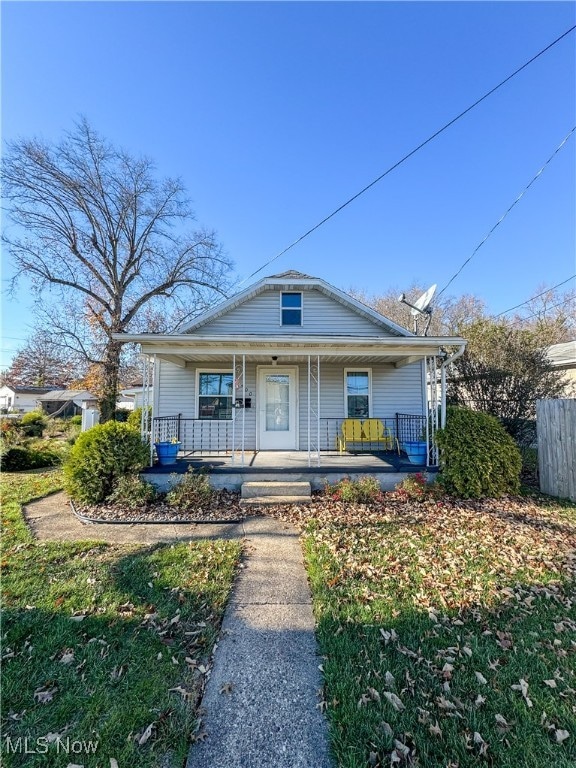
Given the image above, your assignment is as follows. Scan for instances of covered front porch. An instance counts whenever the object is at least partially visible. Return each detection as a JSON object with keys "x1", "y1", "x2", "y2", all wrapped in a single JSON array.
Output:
[{"x1": 142, "y1": 449, "x2": 433, "y2": 492}]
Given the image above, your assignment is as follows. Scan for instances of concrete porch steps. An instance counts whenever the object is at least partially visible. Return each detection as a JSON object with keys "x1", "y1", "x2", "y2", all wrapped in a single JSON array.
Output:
[{"x1": 240, "y1": 480, "x2": 312, "y2": 507}]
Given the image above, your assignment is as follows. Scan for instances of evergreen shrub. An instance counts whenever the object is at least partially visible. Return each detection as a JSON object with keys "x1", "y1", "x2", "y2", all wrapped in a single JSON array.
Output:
[
  {"x1": 63, "y1": 421, "x2": 149, "y2": 504},
  {"x1": 2, "y1": 445, "x2": 61, "y2": 471},
  {"x1": 127, "y1": 406, "x2": 152, "y2": 431},
  {"x1": 20, "y1": 410, "x2": 46, "y2": 437},
  {"x1": 435, "y1": 406, "x2": 521, "y2": 498}
]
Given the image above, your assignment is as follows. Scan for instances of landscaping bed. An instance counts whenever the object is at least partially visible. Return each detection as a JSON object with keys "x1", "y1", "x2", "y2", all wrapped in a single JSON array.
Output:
[{"x1": 73, "y1": 489, "x2": 244, "y2": 523}]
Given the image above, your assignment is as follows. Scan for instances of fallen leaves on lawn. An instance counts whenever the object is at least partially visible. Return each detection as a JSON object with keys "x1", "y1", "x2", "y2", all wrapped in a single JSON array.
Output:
[{"x1": 33, "y1": 684, "x2": 58, "y2": 704}]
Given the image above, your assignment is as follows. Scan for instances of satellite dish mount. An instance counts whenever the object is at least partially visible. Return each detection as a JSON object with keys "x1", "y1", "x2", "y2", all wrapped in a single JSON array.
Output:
[{"x1": 398, "y1": 284, "x2": 437, "y2": 336}]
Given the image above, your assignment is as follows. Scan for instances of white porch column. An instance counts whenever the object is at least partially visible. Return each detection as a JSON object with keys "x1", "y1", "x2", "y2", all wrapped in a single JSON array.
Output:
[{"x1": 307, "y1": 355, "x2": 321, "y2": 467}]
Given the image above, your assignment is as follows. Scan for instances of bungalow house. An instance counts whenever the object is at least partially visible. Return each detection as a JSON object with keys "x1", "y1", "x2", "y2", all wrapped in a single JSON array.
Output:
[
  {"x1": 115, "y1": 271, "x2": 466, "y2": 477},
  {"x1": 0, "y1": 385, "x2": 58, "y2": 414},
  {"x1": 36, "y1": 389, "x2": 98, "y2": 418}
]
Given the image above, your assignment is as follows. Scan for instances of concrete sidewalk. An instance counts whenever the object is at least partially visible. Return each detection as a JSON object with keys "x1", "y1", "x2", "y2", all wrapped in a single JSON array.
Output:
[
  {"x1": 24, "y1": 493, "x2": 334, "y2": 766},
  {"x1": 186, "y1": 515, "x2": 333, "y2": 768}
]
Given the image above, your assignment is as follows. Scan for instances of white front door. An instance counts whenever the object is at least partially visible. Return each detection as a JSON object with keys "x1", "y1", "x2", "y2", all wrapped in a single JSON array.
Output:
[{"x1": 258, "y1": 367, "x2": 298, "y2": 450}]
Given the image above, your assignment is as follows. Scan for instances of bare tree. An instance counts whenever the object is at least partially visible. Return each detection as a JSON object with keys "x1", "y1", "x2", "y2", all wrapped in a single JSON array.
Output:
[
  {"x1": 0, "y1": 328, "x2": 84, "y2": 387},
  {"x1": 2, "y1": 118, "x2": 232, "y2": 420},
  {"x1": 349, "y1": 283, "x2": 487, "y2": 335}
]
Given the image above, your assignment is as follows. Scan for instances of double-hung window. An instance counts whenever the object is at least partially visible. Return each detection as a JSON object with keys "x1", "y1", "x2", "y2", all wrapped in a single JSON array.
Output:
[
  {"x1": 281, "y1": 292, "x2": 302, "y2": 326},
  {"x1": 345, "y1": 369, "x2": 371, "y2": 418},
  {"x1": 198, "y1": 371, "x2": 233, "y2": 420}
]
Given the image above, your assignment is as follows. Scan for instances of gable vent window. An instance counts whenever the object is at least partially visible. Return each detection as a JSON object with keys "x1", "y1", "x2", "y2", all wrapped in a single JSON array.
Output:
[{"x1": 281, "y1": 292, "x2": 302, "y2": 326}]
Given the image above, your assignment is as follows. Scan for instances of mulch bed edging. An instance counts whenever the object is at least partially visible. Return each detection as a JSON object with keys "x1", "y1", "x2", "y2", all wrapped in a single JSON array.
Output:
[{"x1": 69, "y1": 499, "x2": 244, "y2": 526}]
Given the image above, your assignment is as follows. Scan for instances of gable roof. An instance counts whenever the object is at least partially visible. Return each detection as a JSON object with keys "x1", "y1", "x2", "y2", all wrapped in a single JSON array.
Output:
[
  {"x1": 36, "y1": 389, "x2": 97, "y2": 402},
  {"x1": 178, "y1": 272, "x2": 411, "y2": 337}
]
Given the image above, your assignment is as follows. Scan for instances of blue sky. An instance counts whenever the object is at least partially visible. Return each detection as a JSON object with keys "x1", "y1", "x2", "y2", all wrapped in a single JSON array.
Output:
[{"x1": 1, "y1": 1, "x2": 575, "y2": 368}]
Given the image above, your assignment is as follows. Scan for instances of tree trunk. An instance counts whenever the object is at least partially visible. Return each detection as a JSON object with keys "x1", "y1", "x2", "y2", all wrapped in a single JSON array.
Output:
[{"x1": 100, "y1": 340, "x2": 122, "y2": 423}]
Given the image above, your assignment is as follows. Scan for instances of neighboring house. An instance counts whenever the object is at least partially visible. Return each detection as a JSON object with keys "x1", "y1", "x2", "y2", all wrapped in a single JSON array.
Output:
[
  {"x1": 114, "y1": 271, "x2": 466, "y2": 466},
  {"x1": 0, "y1": 385, "x2": 58, "y2": 414},
  {"x1": 36, "y1": 389, "x2": 98, "y2": 418},
  {"x1": 118, "y1": 387, "x2": 151, "y2": 410},
  {"x1": 547, "y1": 340, "x2": 576, "y2": 394}
]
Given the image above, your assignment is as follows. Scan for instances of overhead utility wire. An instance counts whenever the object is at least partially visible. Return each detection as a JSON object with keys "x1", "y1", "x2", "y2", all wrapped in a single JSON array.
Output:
[
  {"x1": 437, "y1": 125, "x2": 576, "y2": 298},
  {"x1": 507, "y1": 295, "x2": 576, "y2": 327},
  {"x1": 238, "y1": 25, "x2": 576, "y2": 287},
  {"x1": 494, "y1": 274, "x2": 576, "y2": 318}
]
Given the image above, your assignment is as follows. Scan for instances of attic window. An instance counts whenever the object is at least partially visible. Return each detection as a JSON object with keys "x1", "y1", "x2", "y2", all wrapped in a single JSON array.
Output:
[{"x1": 281, "y1": 292, "x2": 302, "y2": 326}]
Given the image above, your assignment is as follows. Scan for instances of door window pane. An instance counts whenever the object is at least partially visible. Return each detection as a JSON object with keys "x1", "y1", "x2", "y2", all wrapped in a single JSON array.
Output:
[
  {"x1": 265, "y1": 374, "x2": 289, "y2": 431},
  {"x1": 346, "y1": 371, "x2": 369, "y2": 418},
  {"x1": 198, "y1": 373, "x2": 233, "y2": 419}
]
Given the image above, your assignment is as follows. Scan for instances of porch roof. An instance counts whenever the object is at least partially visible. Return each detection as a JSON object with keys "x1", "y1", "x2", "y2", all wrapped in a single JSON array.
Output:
[{"x1": 113, "y1": 333, "x2": 466, "y2": 367}]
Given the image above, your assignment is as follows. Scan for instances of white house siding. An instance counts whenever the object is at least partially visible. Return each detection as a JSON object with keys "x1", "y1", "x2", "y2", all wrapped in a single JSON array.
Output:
[
  {"x1": 155, "y1": 358, "x2": 424, "y2": 451},
  {"x1": 193, "y1": 288, "x2": 393, "y2": 337}
]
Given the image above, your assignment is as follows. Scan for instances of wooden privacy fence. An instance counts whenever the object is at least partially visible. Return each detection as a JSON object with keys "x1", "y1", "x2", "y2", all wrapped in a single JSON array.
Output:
[{"x1": 536, "y1": 399, "x2": 576, "y2": 502}]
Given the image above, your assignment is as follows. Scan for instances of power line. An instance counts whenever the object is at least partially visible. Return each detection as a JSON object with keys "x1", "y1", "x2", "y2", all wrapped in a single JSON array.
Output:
[
  {"x1": 437, "y1": 126, "x2": 576, "y2": 298},
  {"x1": 507, "y1": 295, "x2": 576, "y2": 326},
  {"x1": 494, "y1": 274, "x2": 576, "y2": 318},
  {"x1": 238, "y1": 25, "x2": 576, "y2": 287}
]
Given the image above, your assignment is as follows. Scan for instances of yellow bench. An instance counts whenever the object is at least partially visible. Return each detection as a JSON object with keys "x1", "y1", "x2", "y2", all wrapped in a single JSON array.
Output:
[{"x1": 337, "y1": 418, "x2": 396, "y2": 453}]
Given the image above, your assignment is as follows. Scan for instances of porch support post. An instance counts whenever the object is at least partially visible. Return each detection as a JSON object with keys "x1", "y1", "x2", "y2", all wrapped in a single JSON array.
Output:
[
  {"x1": 307, "y1": 355, "x2": 321, "y2": 468},
  {"x1": 308, "y1": 355, "x2": 311, "y2": 466},
  {"x1": 241, "y1": 353, "x2": 246, "y2": 466},
  {"x1": 231, "y1": 354, "x2": 236, "y2": 465},
  {"x1": 148, "y1": 353, "x2": 157, "y2": 467},
  {"x1": 316, "y1": 354, "x2": 321, "y2": 467}
]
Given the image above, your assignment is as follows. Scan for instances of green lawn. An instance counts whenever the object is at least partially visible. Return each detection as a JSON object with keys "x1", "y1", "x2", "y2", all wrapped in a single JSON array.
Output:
[
  {"x1": 304, "y1": 494, "x2": 576, "y2": 768},
  {"x1": 1, "y1": 470, "x2": 241, "y2": 768}
]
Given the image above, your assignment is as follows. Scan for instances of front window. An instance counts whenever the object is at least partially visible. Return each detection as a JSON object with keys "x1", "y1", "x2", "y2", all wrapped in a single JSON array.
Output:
[
  {"x1": 281, "y1": 292, "x2": 302, "y2": 325},
  {"x1": 198, "y1": 372, "x2": 233, "y2": 419},
  {"x1": 345, "y1": 370, "x2": 370, "y2": 418}
]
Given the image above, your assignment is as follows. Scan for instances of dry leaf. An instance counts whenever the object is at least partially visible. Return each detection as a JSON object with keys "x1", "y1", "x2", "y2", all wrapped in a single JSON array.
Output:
[
  {"x1": 495, "y1": 714, "x2": 509, "y2": 726},
  {"x1": 381, "y1": 721, "x2": 394, "y2": 738},
  {"x1": 220, "y1": 682, "x2": 233, "y2": 695},
  {"x1": 475, "y1": 671, "x2": 487, "y2": 685},
  {"x1": 34, "y1": 686, "x2": 58, "y2": 704},
  {"x1": 383, "y1": 691, "x2": 405, "y2": 711},
  {"x1": 429, "y1": 721, "x2": 443, "y2": 737},
  {"x1": 544, "y1": 679, "x2": 557, "y2": 688},
  {"x1": 385, "y1": 671, "x2": 395, "y2": 686},
  {"x1": 137, "y1": 722, "x2": 155, "y2": 746},
  {"x1": 367, "y1": 687, "x2": 381, "y2": 703},
  {"x1": 555, "y1": 729, "x2": 570, "y2": 744}
]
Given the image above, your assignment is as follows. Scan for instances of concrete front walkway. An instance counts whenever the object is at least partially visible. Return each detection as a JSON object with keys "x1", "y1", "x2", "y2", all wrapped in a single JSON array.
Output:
[
  {"x1": 186, "y1": 515, "x2": 333, "y2": 768},
  {"x1": 24, "y1": 494, "x2": 333, "y2": 767}
]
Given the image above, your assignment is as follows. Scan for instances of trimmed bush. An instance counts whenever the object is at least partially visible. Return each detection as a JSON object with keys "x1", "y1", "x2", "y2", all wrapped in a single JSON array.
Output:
[
  {"x1": 63, "y1": 421, "x2": 149, "y2": 504},
  {"x1": 1, "y1": 446, "x2": 61, "y2": 471},
  {"x1": 435, "y1": 406, "x2": 521, "y2": 498},
  {"x1": 20, "y1": 410, "x2": 46, "y2": 437},
  {"x1": 127, "y1": 406, "x2": 152, "y2": 431}
]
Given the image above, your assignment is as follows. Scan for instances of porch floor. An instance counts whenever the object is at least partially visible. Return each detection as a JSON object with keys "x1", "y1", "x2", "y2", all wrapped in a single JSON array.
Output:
[
  {"x1": 143, "y1": 450, "x2": 435, "y2": 492},
  {"x1": 145, "y1": 449, "x2": 432, "y2": 474}
]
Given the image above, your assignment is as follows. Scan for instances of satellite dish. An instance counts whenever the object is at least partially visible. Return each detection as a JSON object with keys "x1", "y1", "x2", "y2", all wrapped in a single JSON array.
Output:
[
  {"x1": 410, "y1": 284, "x2": 437, "y2": 316},
  {"x1": 398, "y1": 284, "x2": 437, "y2": 335}
]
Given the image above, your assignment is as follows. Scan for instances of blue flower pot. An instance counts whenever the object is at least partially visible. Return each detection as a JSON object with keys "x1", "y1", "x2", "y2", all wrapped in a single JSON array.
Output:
[
  {"x1": 154, "y1": 441, "x2": 181, "y2": 466},
  {"x1": 403, "y1": 440, "x2": 427, "y2": 465}
]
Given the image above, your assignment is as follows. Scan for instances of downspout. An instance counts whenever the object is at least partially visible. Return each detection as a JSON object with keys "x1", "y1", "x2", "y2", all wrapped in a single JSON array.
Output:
[{"x1": 440, "y1": 343, "x2": 466, "y2": 428}]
